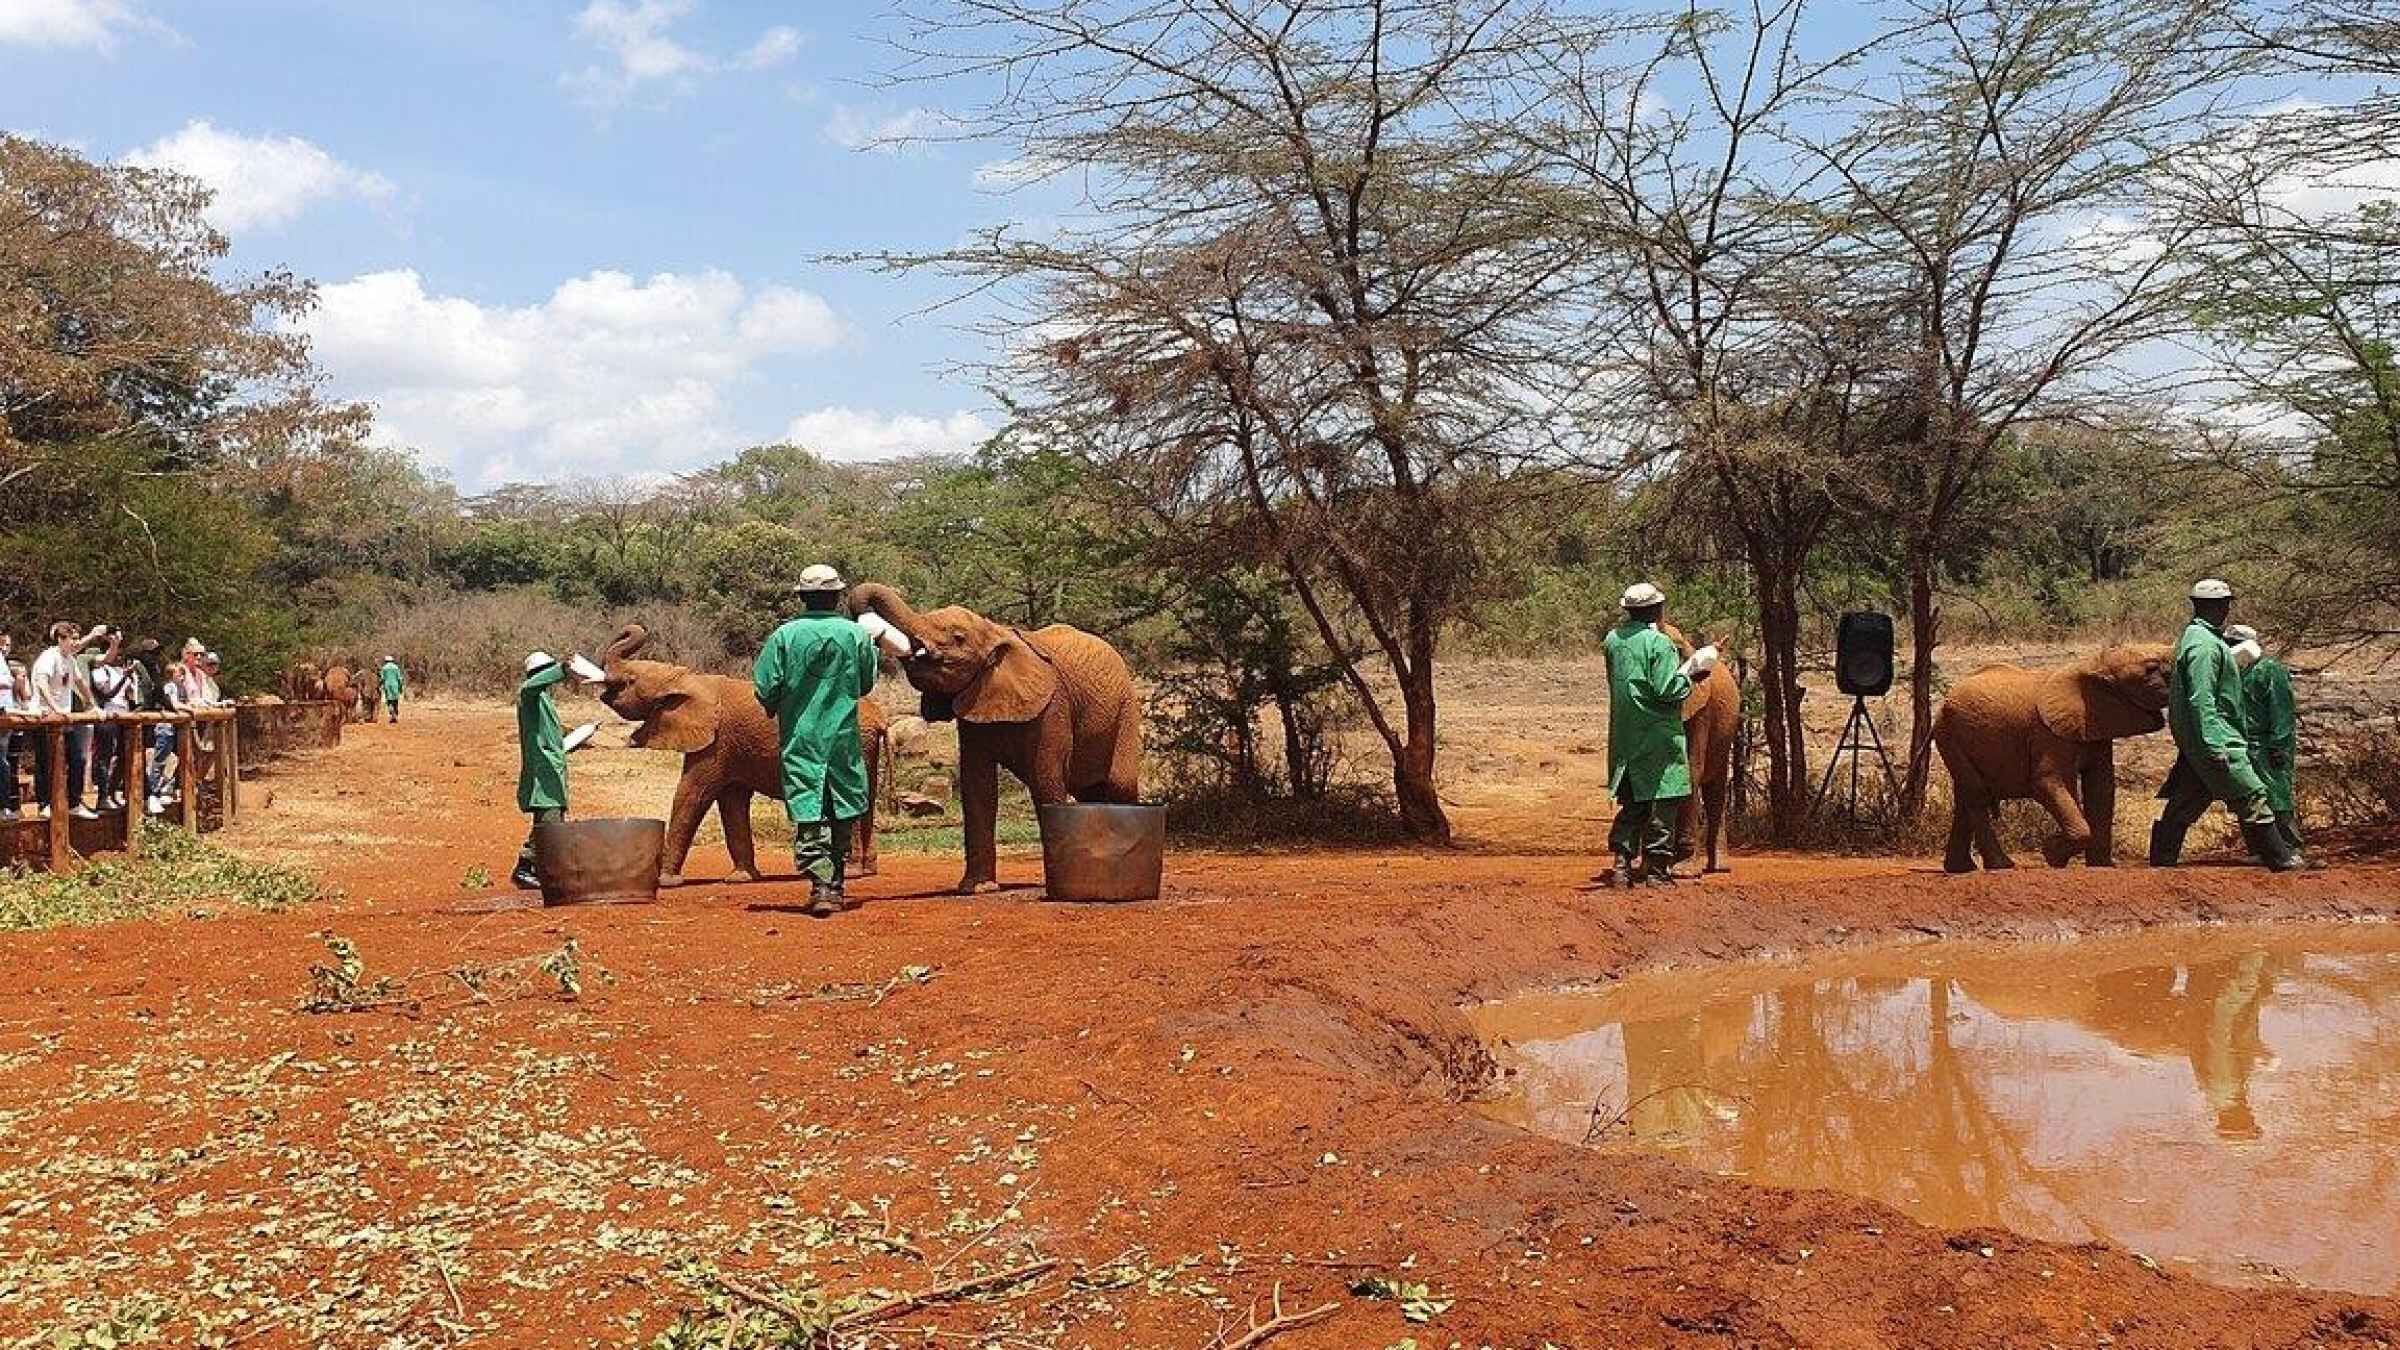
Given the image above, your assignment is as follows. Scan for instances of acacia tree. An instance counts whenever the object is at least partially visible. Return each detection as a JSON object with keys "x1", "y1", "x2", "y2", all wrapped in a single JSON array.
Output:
[
  {"x1": 2169, "y1": 2, "x2": 2400, "y2": 651},
  {"x1": 1800, "y1": 0, "x2": 2238, "y2": 811},
  {"x1": 868, "y1": 0, "x2": 1610, "y2": 841},
  {"x1": 1527, "y1": 0, "x2": 1911, "y2": 837}
]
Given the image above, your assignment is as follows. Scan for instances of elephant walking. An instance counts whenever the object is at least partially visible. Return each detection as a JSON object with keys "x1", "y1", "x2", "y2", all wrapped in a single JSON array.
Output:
[
  {"x1": 846, "y1": 583, "x2": 1142, "y2": 894},
  {"x1": 596, "y1": 625, "x2": 888, "y2": 886},
  {"x1": 1932, "y1": 644, "x2": 2173, "y2": 872}
]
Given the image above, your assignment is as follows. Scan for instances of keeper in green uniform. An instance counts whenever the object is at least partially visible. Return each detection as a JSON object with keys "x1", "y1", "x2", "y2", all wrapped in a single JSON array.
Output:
[
  {"x1": 378, "y1": 656, "x2": 405, "y2": 724},
  {"x1": 1603, "y1": 582, "x2": 1711, "y2": 888},
  {"x1": 2150, "y1": 579, "x2": 2298, "y2": 872},
  {"x1": 513, "y1": 650, "x2": 571, "y2": 890},
  {"x1": 2227, "y1": 624, "x2": 2306, "y2": 859},
  {"x1": 753, "y1": 564, "x2": 881, "y2": 917}
]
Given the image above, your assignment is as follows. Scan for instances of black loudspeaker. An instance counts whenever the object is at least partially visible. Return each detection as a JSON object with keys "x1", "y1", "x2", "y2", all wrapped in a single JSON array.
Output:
[{"x1": 1836, "y1": 612, "x2": 1895, "y2": 697}]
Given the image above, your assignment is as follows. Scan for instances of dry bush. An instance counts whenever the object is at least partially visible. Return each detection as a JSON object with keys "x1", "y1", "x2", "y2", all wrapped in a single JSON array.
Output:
[
  {"x1": 356, "y1": 588, "x2": 730, "y2": 694},
  {"x1": 2308, "y1": 716, "x2": 2400, "y2": 831}
]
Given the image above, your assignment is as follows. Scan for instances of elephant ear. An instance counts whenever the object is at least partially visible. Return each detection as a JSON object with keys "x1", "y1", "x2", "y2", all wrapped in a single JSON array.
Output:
[
  {"x1": 631, "y1": 677, "x2": 719, "y2": 754},
  {"x1": 2037, "y1": 670, "x2": 2163, "y2": 744},
  {"x1": 956, "y1": 632, "x2": 1060, "y2": 724}
]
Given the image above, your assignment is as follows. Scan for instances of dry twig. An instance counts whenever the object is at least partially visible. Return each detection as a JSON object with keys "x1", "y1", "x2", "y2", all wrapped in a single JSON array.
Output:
[{"x1": 1212, "y1": 1283, "x2": 1340, "y2": 1350}]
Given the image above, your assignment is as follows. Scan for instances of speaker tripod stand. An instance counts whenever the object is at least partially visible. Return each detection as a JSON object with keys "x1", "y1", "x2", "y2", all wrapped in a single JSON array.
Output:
[{"x1": 1811, "y1": 695, "x2": 1901, "y2": 823}]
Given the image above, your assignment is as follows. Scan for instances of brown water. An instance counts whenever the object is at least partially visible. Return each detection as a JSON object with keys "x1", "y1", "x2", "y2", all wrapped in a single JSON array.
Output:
[{"x1": 1472, "y1": 922, "x2": 2400, "y2": 1294}]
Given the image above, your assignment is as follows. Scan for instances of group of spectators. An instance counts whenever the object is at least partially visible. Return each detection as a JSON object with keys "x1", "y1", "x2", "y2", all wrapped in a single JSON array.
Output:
[{"x1": 0, "y1": 623, "x2": 227, "y2": 821}]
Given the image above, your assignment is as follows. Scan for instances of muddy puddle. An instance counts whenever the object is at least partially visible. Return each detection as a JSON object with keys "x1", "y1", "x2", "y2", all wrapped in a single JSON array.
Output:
[{"x1": 1473, "y1": 921, "x2": 2400, "y2": 1294}]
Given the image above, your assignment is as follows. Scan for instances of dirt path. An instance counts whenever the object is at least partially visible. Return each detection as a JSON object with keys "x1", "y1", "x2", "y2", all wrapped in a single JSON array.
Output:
[{"x1": 2, "y1": 701, "x2": 2396, "y2": 1347}]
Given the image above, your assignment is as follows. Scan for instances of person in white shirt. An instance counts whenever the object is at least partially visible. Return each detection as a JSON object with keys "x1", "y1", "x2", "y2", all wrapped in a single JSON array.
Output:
[
  {"x1": 26, "y1": 622, "x2": 104, "y2": 819},
  {"x1": 87, "y1": 632, "x2": 137, "y2": 812},
  {"x1": 0, "y1": 630, "x2": 18, "y2": 820}
]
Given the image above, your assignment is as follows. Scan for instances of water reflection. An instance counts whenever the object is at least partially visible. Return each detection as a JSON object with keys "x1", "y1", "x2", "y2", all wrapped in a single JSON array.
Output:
[{"x1": 1473, "y1": 924, "x2": 2400, "y2": 1294}]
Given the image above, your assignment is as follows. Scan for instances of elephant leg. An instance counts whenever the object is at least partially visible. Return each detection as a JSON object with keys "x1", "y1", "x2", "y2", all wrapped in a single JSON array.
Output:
[
  {"x1": 1944, "y1": 795, "x2": 1978, "y2": 874},
  {"x1": 2031, "y1": 773, "x2": 2094, "y2": 869},
  {"x1": 1101, "y1": 699, "x2": 1143, "y2": 802},
  {"x1": 850, "y1": 732, "x2": 882, "y2": 879},
  {"x1": 659, "y1": 766, "x2": 714, "y2": 887},
  {"x1": 1701, "y1": 778, "x2": 1729, "y2": 874},
  {"x1": 719, "y1": 789, "x2": 762, "y2": 884},
  {"x1": 2079, "y1": 748, "x2": 2118, "y2": 867},
  {"x1": 1670, "y1": 781, "x2": 1699, "y2": 863},
  {"x1": 959, "y1": 739, "x2": 1002, "y2": 895},
  {"x1": 1972, "y1": 800, "x2": 2014, "y2": 870}
]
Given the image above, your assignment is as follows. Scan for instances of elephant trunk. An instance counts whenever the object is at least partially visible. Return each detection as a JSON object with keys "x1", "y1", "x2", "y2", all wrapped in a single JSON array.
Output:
[
  {"x1": 604, "y1": 623, "x2": 650, "y2": 666},
  {"x1": 846, "y1": 582, "x2": 934, "y2": 650}
]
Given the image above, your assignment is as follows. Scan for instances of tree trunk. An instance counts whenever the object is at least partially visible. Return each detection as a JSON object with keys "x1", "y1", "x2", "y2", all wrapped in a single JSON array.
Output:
[
  {"x1": 1901, "y1": 553, "x2": 1940, "y2": 817},
  {"x1": 1393, "y1": 617, "x2": 1451, "y2": 844},
  {"x1": 1754, "y1": 559, "x2": 1810, "y2": 842}
]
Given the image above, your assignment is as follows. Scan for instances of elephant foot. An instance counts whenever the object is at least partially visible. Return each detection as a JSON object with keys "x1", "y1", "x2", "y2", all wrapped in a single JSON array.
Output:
[
  {"x1": 960, "y1": 878, "x2": 1002, "y2": 896},
  {"x1": 1985, "y1": 857, "x2": 2016, "y2": 871},
  {"x1": 726, "y1": 868, "x2": 762, "y2": 885},
  {"x1": 1942, "y1": 856, "x2": 1976, "y2": 875},
  {"x1": 657, "y1": 872, "x2": 686, "y2": 889}
]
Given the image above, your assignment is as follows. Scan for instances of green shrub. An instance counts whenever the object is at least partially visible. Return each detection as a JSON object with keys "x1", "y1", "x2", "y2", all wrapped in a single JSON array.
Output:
[{"x1": 0, "y1": 825, "x2": 327, "y2": 931}]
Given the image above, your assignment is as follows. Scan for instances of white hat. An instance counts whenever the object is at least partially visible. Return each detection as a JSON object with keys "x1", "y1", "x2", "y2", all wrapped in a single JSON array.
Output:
[
  {"x1": 793, "y1": 564, "x2": 846, "y2": 593},
  {"x1": 2190, "y1": 578, "x2": 2234, "y2": 601},
  {"x1": 2230, "y1": 639, "x2": 2263, "y2": 671},
  {"x1": 525, "y1": 650, "x2": 557, "y2": 674},
  {"x1": 1620, "y1": 582, "x2": 1666, "y2": 609},
  {"x1": 2225, "y1": 624, "x2": 2258, "y2": 644}
]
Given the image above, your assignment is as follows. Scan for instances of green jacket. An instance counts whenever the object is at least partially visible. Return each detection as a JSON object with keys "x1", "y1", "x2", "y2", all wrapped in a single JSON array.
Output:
[
  {"x1": 2167, "y1": 616, "x2": 2266, "y2": 806},
  {"x1": 1603, "y1": 618, "x2": 1693, "y2": 803},
  {"x1": 2240, "y1": 656, "x2": 2298, "y2": 814},
  {"x1": 516, "y1": 663, "x2": 568, "y2": 813},
  {"x1": 753, "y1": 612, "x2": 880, "y2": 825},
  {"x1": 379, "y1": 661, "x2": 404, "y2": 702}
]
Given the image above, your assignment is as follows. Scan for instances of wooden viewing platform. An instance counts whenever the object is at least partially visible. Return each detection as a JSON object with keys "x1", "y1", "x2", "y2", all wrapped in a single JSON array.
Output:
[{"x1": 1, "y1": 708, "x2": 241, "y2": 870}]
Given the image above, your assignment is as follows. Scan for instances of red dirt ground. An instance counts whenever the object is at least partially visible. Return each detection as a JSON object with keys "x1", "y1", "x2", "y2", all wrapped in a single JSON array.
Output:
[{"x1": 3, "y1": 700, "x2": 2397, "y2": 1348}]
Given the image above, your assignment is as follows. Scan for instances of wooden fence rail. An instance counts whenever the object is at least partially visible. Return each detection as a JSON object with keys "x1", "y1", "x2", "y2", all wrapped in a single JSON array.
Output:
[{"x1": 0, "y1": 708, "x2": 239, "y2": 870}]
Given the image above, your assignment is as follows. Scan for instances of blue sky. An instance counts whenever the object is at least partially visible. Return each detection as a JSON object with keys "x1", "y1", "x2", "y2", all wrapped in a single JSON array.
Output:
[{"x1": 0, "y1": 0, "x2": 1040, "y2": 490}]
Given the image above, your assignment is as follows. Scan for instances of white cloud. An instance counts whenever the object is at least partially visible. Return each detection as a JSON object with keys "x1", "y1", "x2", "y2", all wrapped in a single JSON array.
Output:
[
  {"x1": 781, "y1": 407, "x2": 994, "y2": 461},
  {"x1": 562, "y1": 0, "x2": 706, "y2": 105},
  {"x1": 0, "y1": 0, "x2": 148, "y2": 48},
  {"x1": 563, "y1": 3, "x2": 807, "y2": 107},
  {"x1": 125, "y1": 120, "x2": 394, "y2": 233},
  {"x1": 298, "y1": 268, "x2": 849, "y2": 486},
  {"x1": 825, "y1": 105, "x2": 944, "y2": 154},
  {"x1": 737, "y1": 24, "x2": 802, "y2": 70}
]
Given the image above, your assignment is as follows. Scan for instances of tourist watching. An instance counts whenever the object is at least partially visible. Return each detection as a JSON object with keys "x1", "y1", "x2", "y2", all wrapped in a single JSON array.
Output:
[
  {"x1": 26, "y1": 622, "x2": 105, "y2": 819},
  {"x1": 88, "y1": 631, "x2": 135, "y2": 812},
  {"x1": 0, "y1": 630, "x2": 17, "y2": 821},
  {"x1": 146, "y1": 660, "x2": 188, "y2": 814}
]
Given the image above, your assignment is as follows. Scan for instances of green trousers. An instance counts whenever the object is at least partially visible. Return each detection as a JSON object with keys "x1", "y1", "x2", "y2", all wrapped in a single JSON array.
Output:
[
  {"x1": 794, "y1": 817, "x2": 855, "y2": 889},
  {"x1": 516, "y1": 807, "x2": 563, "y2": 877},
  {"x1": 1610, "y1": 796, "x2": 1684, "y2": 869},
  {"x1": 2158, "y1": 758, "x2": 2276, "y2": 834}
]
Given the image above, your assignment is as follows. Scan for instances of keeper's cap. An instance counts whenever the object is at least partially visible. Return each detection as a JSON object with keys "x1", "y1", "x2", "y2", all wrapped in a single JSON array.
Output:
[
  {"x1": 525, "y1": 650, "x2": 557, "y2": 674},
  {"x1": 1620, "y1": 582, "x2": 1666, "y2": 609},
  {"x1": 2190, "y1": 578, "x2": 2234, "y2": 601},
  {"x1": 793, "y1": 564, "x2": 846, "y2": 593}
]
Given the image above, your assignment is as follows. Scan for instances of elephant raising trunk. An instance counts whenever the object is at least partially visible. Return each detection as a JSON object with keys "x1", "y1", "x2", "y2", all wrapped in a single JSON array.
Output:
[
  {"x1": 843, "y1": 580, "x2": 1142, "y2": 894},
  {"x1": 604, "y1": 623, "x2": 651, "y2": 664}
]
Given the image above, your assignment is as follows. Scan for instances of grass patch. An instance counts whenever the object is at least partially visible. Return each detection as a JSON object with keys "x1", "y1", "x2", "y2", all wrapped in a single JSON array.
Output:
[{"x1": 0, "y1": 825, "x2": 328, "y2": 932}]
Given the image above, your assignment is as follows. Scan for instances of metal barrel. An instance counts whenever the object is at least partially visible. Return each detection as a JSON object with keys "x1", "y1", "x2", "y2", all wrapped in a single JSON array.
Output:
[
  {"x1": 533, "y1": 817, "x2": 664, "y2": 906},
  {"x1": 1035, "y1": 803, "x2": 1165, "y2": 902}
]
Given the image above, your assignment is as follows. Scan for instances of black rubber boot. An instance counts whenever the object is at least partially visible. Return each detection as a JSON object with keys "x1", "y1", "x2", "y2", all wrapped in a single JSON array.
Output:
[
  {"x1": 2242, "y1": 820, "x2": 2301, "y2": 873},
  {"x1": 510, "y1": 866, "x2": 540, "y2": 890},
  {"x1": 1610, "y1": 860, "x2": 1636, "y2": 891},
  {"x1": 2147, "y1": 821, "x2": 2186, "y2": 868}
]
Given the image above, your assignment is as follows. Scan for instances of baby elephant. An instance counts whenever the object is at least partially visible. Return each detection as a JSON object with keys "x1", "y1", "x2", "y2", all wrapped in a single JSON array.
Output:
[{"x1": 1932, "y1": 643, "x2": 2173, "y2": 872}]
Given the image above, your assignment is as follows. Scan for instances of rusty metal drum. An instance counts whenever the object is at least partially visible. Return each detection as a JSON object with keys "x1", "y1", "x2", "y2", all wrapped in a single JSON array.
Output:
[
  {"x1": 1036, "y1": 803, "x2": 1165, "y2": 902},
  {"x1": 534, "y1": 817, "x2": 663, "y2": 906}
]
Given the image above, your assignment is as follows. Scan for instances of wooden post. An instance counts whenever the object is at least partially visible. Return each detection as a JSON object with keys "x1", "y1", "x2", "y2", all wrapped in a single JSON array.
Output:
[
  {"x1": 121, "y1": 720, "x2": 145, "y2": 857},
  {"x1": 217, "y1": 716, "x2": 239, "y2": 826},
  {"x1": 46, "y1": 725, "x2": 69, "y2": 871},
  {"x1": 177, "y1": 718, "x2": 198, "y2": 831}
]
